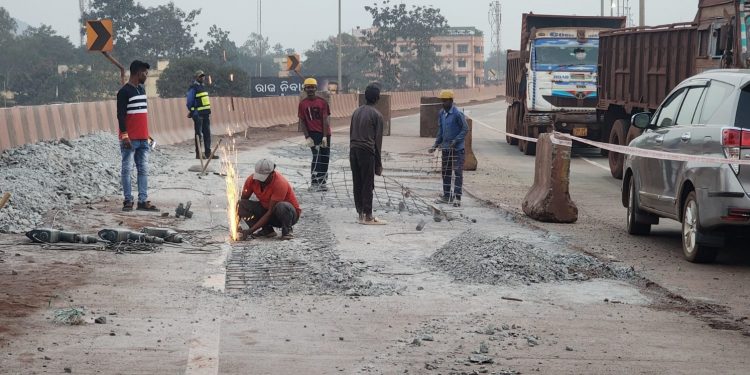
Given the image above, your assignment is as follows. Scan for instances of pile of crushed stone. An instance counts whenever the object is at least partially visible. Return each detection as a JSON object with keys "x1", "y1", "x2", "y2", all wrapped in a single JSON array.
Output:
[
  {"x1": 225, "y1": 206, "x2": 399, "y2": 297},
  {"x1": 428, "y1": 230, "x2": 635, "y2": 285},
  {"x1": 0, "y1": 133, "x2": 168, "y2": 233}
]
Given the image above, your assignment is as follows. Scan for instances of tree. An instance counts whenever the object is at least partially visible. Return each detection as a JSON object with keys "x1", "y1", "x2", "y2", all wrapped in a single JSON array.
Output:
[
  {"x1": 303, "y1": 33, "x2": 376, "y2": 92},
  {"x1": 203, "y1": 25, "x2": 239, "y2": 64},
  {"x1": 5, "y1": 25, "x2": 81, "y2": 105},
  {"x1": 363, "y1": 1, "x2": 450, "y2": 91},
  {"x1": 131, "y1": 2, "x2": 200, "y2": 61},
  {"x1": 0, "y1": 7, "x2": 16, "y2": 47},
  {"x1": 238, "y1": 33, "x2": 282, "y2": 77},
  {"x1": 84, "y1": 1, "x2": 200, "y2": 63},
  {"x1": 83, "y1": 0, "x2": 146, "y2": 61}
]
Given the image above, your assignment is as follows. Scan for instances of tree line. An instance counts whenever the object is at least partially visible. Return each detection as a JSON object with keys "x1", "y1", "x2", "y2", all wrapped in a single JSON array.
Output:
[{"x1": 0, "y1": 0, "x2": 496, "y2": 106}]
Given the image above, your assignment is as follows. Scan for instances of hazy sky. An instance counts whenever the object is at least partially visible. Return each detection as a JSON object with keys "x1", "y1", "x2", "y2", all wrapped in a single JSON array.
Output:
[{"x1": 1, "y1": 0, "x2": 698, "y2": 57}]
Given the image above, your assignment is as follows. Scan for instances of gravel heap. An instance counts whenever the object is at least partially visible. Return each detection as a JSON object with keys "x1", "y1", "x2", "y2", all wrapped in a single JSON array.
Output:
[
  {"x1": 428, "y1": 230, "x2": 635, "y2": 285},
  {"x1": 226, "y1": 206, "x2": 398, "y2": 297},
  {"x1": 0, "y1": 133, "x2": 168, "y2": 234}
]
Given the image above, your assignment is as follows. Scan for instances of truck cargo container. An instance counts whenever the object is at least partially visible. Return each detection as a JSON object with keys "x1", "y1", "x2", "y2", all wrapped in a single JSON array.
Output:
[{"x1": 599, "y1": 0, "x2": 750, "y2": 178}]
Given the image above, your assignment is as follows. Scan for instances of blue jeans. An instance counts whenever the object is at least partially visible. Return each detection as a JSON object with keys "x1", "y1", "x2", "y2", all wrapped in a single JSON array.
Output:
[
  {"x1": 121, "y1": 139, "x2": 150, "y2": 203},
  {"x1": 441, "y1": 148, "x2": 465, "y2": 200}
]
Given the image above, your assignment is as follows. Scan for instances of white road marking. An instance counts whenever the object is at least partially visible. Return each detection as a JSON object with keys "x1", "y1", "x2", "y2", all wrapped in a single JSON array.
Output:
[
  {"x1": 580, "y1": 157, "x2": 611, "y2": 172},
  {"x1": 184, "y1": 243, "x2": 231, "y2": 375}
]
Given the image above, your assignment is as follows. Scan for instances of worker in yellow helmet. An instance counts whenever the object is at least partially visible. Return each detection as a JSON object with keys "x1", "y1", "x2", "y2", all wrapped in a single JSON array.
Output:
[
  {"x1": 428, "y1": 89, "x2": 468, "y2": 207},
  {"x1": 298, "y1": 77, "x2": 332, "y2": 191}
]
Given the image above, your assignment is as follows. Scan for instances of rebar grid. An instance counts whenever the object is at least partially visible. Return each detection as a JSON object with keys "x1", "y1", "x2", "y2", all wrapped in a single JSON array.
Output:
[{"x1": 263, "y1": 143, "x2": 467, "y2": 219}]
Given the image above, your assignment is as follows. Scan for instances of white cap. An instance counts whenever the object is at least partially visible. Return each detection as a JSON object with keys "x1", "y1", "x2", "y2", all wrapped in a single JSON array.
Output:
[{"x1": 253, "y1": 158, "x2": 275, "y2": 182}]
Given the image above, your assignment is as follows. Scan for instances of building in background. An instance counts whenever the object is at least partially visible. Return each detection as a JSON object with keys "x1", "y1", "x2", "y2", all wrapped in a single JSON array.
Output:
[
  {"x1": 144, "y1": 60, "x2": 169, "y2": 98},
  {"x1": 353, "y1": 26, "x2": 485, "y2": 88},
  {"x1": 431, "y1": 27, "x2": 485, "y2": 88}
]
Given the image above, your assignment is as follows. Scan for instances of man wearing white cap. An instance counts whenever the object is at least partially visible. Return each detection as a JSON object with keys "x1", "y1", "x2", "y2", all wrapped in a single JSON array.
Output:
[{"x1": 238, "y1": 159, "x2": 301, "y2": 240}]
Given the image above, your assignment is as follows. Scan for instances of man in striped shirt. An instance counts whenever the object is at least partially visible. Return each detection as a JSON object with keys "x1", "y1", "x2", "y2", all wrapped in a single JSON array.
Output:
[{"x1": 117, "y1": 60, "x2": 158, "y2": 212}]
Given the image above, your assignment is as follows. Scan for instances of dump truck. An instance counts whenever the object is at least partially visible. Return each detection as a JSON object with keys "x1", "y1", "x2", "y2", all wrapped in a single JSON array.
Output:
[
  {"x1": 599, "y1": 0, "x2": 750, "y2": 179},
  {"x1": 505, "y1": 14, "x2": 626, "y2": 155}
]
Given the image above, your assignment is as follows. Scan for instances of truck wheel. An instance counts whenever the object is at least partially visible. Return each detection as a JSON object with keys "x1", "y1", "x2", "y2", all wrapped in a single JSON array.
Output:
[
  {"x1": 608, "y1": 119, "x2": 627, "y2": 179},
  {"x1": 682, "y1": 191, "x2": 718, "y2": 263},
  {"x1": 627, "y1": 177, "x2": 651, "y2": 235},
  {"x1": 524, "y1": 127, "x2": 537, "y2": 156},
  {"x1": 518, "y1": 123, "x2": 527, "y2": 153},
  {"x1": 506, "y1": 104, "x2": 518, "y2": 145}
]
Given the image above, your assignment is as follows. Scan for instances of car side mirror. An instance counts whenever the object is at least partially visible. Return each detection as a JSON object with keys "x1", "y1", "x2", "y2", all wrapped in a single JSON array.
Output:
[{"x1": 631, "y1": 112, "x2": 651, "y2": 129}]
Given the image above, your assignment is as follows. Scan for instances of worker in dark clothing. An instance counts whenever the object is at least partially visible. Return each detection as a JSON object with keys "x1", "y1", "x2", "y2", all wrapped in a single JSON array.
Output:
[
  {"x1": 350, "y1": 83, "x2": 386, "y2": 225},
  {"x1": 298, "y1": 78, "x2": 331, "y2": 191},
  {"x1": 117, "y1": 60, "x2": 158, "y2": 212},
  {"x1": 429, "y1": 89, "x2": 469, "y2": 207},
  {"x1": 186, "y1": 70, "x2": 217, "y2": 159},
  {"x1": 238, "y1": 159, "x2": 301, "y2": 240}
]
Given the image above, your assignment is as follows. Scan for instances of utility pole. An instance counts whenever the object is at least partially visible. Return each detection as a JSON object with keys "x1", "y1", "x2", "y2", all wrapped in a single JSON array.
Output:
[
  {"x1": 337, "y1": 0, "x2": 342, "y2": 92},
  {"x1": 488, "y1": 1, "x2": 502, "y2": 82},
  {"x1": 258, "y1": 0, "x2": 263, "y2": 77},
  {"x1": 639, "y1": 0, "x2": 645, "y2": 26}
]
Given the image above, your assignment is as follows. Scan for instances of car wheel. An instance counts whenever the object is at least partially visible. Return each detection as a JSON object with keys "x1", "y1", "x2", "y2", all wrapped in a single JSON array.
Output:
[
  {"x1": 608, "y1": 119, "x2": 627, "y2": 179},
  {"x1": 627, "y1": 177, "x2": 651, "y2": 235},
  {"x1": 682, "y1": 191, "x2": 718, "y2": 263}
]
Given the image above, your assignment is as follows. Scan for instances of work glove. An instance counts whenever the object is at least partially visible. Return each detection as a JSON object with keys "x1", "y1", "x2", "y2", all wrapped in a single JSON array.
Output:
[
  {"x1": 187, "y1": 112, "x2": 193, "y2": 119},
  {"x1": 428, "y1": 146, "x2": 437, "y2": 154},
  {"x1": 449, "y1": 140, "x2": 456, "y2": 149},
  {"x1": 121, "y1": 137, "x2": 132, "y2": 150},
  {"x1": 321, "y1": 138, "x2": 328, "y2": 148},
  {"x1": 305, "y1": 137, "x2": 314, "y2": 148},
  {"x1": 375, "y1": 165, "x2": 383, "y2": 176}
]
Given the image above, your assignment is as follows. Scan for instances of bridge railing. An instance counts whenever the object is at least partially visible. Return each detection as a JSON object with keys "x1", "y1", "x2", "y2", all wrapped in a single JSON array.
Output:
[{"x1": 0, "y1": 85, "x2": 503, "y2": 151}]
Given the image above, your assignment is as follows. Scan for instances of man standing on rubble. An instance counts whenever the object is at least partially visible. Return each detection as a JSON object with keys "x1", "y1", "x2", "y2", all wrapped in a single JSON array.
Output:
[
  {"x1": 238, "y1": 159, "x2": 301, "y2": 240},
  {"x1": 298, "y1": 78, "x2": 331, "y2": 191},
  {"x1": 350, "y1": 83, "x2": 386, "y2": 225},
  {"x1": 429, "y1": 89, "x2": 468, "y2": 207},
  {"x1": 117, "y1": 60, "x2": 158, "y2": 212},
  {"x1": 186, "y1": 70, "x2": 217, "y2": 160}
]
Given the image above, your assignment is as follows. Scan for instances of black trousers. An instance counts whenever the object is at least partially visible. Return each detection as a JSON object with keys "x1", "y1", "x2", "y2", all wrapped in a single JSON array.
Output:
[
  {"x1": 238, "y1": 200, "x2": 298, "y2": 230},
  {"x1": 308, "y1": 132, "x2": 331, "y2": 185},
  {"x1": 193, "y1": 114, "x2": 212, "y2": 157},
  {"x1": 350, "y1": 147, "x2": 376, "y2": 216}
]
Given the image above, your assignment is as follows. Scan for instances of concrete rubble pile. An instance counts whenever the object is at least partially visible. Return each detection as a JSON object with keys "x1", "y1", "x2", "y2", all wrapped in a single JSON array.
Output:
[
  {"x1": 0, "y1": 133, "x2": 167, "y2": 234},
  {"x1": 428, "y1": 229, "x2": 635, "y2": 285},
  {"x1": 229, "y1": 208, "x2": 398, "y2": 297}
]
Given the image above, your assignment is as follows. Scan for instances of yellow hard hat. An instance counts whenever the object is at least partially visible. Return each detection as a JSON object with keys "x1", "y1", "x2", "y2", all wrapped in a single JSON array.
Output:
[
  {"x1": 438, "y1": 89, "x2": 455, "y2": 100},
  {"x1": 304, "y1": 78, "x2": 318, "y2": 87}
]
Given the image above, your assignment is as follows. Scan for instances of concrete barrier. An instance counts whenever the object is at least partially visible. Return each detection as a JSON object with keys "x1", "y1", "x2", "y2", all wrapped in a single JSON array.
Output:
[
  {"x1": 464, "y1": 118, "x2": 478, "y2": 171},
  {"x1": 0, "y1": 85, "x2": 504, "y2": 152},
  {"x1": 358, "y1": 94, "x2": 391, "y2": 136},
  {"x1": 522, "y1": 134, "x2": 578, "y2": 223},
  {"x1": 419, "y1": 97, "x2": 442, "y2": 138}
]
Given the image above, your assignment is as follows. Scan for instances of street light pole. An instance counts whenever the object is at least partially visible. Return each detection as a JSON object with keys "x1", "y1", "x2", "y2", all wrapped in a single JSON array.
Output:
[
  {"x1": 258, "y1": 0, "x2": 263, "y2": 77},
  {"x1": 639, "y1": 0, "x2": 645, "y2": 26},
  {"x1": 337, "y1": 0, "x2": 342, "y2": 92}
]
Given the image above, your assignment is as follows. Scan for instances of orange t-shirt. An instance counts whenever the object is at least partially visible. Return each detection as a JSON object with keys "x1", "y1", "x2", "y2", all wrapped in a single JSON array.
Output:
[{"x1": 241, "y1": 172, "x2": 301, "y2": 217}]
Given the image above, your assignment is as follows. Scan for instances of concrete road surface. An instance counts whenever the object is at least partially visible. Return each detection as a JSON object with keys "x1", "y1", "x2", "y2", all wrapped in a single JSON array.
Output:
[{"x1": 1, "y1": 100, "x2": 748, "y2": 374}]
